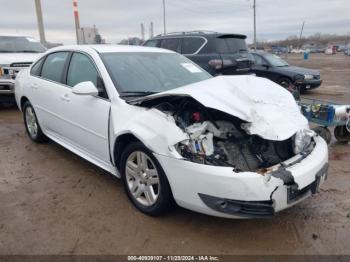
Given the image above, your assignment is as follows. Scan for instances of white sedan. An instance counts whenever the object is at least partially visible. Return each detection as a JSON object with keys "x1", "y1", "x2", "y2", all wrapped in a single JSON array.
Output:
[{"x1": 15, "y1": 45, "x2": 329, "y2": 218}]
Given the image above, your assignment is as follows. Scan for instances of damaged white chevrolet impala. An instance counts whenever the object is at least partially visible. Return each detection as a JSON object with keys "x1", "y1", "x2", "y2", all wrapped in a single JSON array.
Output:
[{"x1": 15, "y1": 45, "x2": 329, "y2": 218}]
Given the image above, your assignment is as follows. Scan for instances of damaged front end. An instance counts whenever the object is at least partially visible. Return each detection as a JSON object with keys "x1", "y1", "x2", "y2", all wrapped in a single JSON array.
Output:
[
  {"x1": 138, "y1": 96, "x2": 315, "y2": 174},
  {"x1": 126, "y1": 76, "x2": 328, "y2": 218}
]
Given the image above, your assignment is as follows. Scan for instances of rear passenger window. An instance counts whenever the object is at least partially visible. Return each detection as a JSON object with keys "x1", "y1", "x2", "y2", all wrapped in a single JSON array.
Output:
[
  {"x1": 144, "y1": 40, "x2": 158, "y2": 47},
  {"x1": 30, "y1": 57, "x2": 45, "y2": 76},
  {"x1": 181, "y1": 37, "x2": 205, "y2": 54},
  {"x1": 67, "y1": 52, "x2": 99, "y2": 87},
  {"x1": 41, "y1": 52, "x2": 69, "y2": 83},
  {"x1": 160, "y1": 38, "x2": 180, "y2": 52}
]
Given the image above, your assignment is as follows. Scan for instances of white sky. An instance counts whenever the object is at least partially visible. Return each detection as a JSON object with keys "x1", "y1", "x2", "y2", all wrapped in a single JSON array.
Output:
[{"x1": 1, "y1": 0, "x2": 349, "y2": 44}]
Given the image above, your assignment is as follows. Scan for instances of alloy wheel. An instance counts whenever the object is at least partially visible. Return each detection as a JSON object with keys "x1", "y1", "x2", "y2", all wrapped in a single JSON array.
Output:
[
  {"x1": 25, "y1": 106, "x2": 38, "y2": 138},
  {"x1": 125, "y1": 151, "x2": 160, "y2": 206}
]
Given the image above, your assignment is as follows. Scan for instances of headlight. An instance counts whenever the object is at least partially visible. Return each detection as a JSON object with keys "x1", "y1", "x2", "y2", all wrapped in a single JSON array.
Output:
[
  {"x1": 304, "y1": 74, "x2": 314, "y2": 80},
  {"x1": 293, "y1": 129, "x2": 315, "y2": 154}
]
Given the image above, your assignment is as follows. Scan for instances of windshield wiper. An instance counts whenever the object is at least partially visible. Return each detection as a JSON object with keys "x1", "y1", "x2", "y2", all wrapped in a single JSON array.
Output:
[{"x1": 119, "y1": 91, "x2": 158, "y2": 98}]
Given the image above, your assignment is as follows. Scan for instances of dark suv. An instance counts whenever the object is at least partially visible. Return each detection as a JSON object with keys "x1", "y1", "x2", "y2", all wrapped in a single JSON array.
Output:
[{"x1": 143, "y1": 31, "x2": 254, "y2": 76}]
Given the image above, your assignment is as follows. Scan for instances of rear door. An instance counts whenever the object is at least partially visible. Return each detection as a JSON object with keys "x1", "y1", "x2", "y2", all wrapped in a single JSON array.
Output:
[{"x1": 30, "y1": 51, "x2": 71, "y2": 134}]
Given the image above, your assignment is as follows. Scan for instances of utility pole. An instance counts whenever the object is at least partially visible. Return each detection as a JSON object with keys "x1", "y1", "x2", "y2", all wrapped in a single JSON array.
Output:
[
  {"x1": 299, "y1": 21, "x2": 305, "y2": 49},
  {"x1": 34, "y1": 0, "x2": 46, "y2": 45},
  {"x1": 141, "y1": 23, "x2": 145, "y2": 41},
  {"x1": 253, "y1": 0, "x2": 257, "y2": 51},
  {"x1": 73, "y1": 0, "x2": 81, "y2": 44},
  {"x1": 150, "y1": 22, "x2": 154, "y2": 38},
  {"x1": 162, "y1": 0, "x2": 166, "y2": 34}
]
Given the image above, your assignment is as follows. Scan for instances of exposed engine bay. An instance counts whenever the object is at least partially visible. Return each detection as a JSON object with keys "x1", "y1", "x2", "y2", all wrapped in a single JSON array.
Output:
[{"x1": 139, "y1": 96, "x2": 302, "y2": 172}]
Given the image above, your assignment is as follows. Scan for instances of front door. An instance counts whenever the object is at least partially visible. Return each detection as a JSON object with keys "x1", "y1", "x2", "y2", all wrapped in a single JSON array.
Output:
[{"x1": 56, "y1": 52, "x2": 111, "y2": 164}]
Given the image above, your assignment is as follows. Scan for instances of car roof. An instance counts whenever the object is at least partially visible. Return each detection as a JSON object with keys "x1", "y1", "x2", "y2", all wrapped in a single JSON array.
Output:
[
  {"x1": 49, "y1": 44, "x2": 174, "y2": 54},
  {"x1": 150, "y1": 32, "x2": 247, "y2": 40},
  {"x1": 0, "y1": 34, "x2": 34, "y2": 38},
  {"x1": 250, "y1": 51, "x2": 269, "y2": 55}
]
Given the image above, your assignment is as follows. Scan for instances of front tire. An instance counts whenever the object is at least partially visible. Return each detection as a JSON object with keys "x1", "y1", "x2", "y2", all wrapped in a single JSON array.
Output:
[
  {"x1": 23, "y1": 101, "x2": 47, "y2": 143},
  {"x1": 277, "y1": 77, "x2": 292, "y2": 89},
  {"x1": 120, "y1": 141, "x2": 175, "y2": 216}
]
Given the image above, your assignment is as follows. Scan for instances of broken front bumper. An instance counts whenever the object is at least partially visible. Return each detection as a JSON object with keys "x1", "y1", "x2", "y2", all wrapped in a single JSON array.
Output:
[{"x1": 155, "y1": 135, "x2": 328, "y2": 218}]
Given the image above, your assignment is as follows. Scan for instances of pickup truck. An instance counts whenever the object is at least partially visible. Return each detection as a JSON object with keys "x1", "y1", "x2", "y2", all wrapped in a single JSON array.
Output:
[{"x1": 0, "y1": 35, "x2": 46, "y2": 104}]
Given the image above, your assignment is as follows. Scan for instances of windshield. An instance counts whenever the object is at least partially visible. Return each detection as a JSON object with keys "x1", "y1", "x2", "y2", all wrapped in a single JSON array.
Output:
[
  {"x1": 216, "y1": 37, "x2": 248, "y2": 53},
  {"x1": 0, "y1": 36, "x2": 46, "y2": 53},
  {"x1": 263, "y1": 53, "x2": 289, "y2": 67},
  {"x1": 100, "y1": 52, "x2": 212, "y2": 97}
]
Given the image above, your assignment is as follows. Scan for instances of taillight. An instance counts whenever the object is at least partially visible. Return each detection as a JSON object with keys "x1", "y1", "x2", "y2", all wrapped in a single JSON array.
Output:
[{"x1": 208, "y1": 59, "x2": 223, "y2": 70}]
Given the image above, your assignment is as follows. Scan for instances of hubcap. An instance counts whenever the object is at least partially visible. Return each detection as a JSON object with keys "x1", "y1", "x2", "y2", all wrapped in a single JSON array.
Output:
[
  {"x1": 25, "y1": 107, "x2": 38, "y2": 138},
  {"x1": 125, "y1": 151, "x2": 160, "y2": 206}
]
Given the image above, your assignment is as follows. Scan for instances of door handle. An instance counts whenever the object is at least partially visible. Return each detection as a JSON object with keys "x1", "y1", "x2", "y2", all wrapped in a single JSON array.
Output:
[
  {"x1": 60, "y1": 94, "x2": 71, "y2": 102},
  {"x1": 31, "y1": 83, "x2": 38, "y2": 90}
]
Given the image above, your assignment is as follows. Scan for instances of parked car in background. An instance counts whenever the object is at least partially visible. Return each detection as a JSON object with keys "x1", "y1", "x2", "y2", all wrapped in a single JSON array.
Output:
[
  {"x1": 0, "y1": 35, "x2": 46, "y2": 104},
  {"x1": 290, "y1": 49, "x2": 306, "y2": 54},
  {"x1": 143, "y1": 31, "x2": 254, "y2": 76},
  {"x1": 15, "y1": 45, "x2": 328, "y2": 218},
  {"x1": 251, "y1": 51, "x2": 322, "y2": 91},
  {"x1": 325, "y1": 46, "x2": 336, "y2": 55},
  {"x1": 344, "y1": 49, "x2": 350, "y2": 56}
]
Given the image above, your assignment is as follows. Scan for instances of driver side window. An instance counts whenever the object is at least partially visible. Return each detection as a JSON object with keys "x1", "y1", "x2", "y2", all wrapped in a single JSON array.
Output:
[
  {"x1": 67, "y1": 52, "x2": 108, "y2": 99},
  {"x1": 67, "y1": 53, "x2": 98, "y2": 87},
  {"x1": 252, "y1": 54, "x2": 264, "y2": 65}
]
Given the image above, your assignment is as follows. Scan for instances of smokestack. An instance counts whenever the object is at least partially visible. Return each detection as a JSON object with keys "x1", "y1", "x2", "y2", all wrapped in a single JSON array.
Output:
[
  {"x1": 73, "y1": 0, "x2": 81, "y2": 44},
  {"x1": 150, "y1": 22, "x2": 154, "y2": 38},
  {"x1": 141, "y1": 23, "x2": 145, "y2": 41},
  {"x1": 34, "y1": 0, "x2": 46, "y2": 44}
]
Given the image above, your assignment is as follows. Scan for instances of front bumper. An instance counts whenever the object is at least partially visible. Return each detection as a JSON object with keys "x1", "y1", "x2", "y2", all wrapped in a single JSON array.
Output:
[
  {"x1": 155, "y1": 135, "x2": 328, "y2": 218},
  {"x1": 0, "y1": 79, "x2": 15, "y2": 102},
  {"x1": 299, "y1": 79, "x2": 322, "y2": 90}
]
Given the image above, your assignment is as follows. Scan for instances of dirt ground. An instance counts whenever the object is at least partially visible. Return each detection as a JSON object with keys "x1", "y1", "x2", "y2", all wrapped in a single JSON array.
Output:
[{"x1": 0, "y1": 53, "x2": 349, "y2": 255}]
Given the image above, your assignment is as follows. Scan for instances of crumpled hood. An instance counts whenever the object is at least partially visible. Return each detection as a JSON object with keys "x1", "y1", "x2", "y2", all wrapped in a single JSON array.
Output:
[
  {"x1": 135, "y1": 75, "x2": 308, "y2": 141},
  {"x1": 0, "y1": 53, "x2": 42, "y2": 65}
]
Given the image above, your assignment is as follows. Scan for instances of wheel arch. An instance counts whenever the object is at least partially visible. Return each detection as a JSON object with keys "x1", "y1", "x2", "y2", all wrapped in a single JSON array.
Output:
[
  {"x1": 20, "y1": 96, "x2": 30, "y2": 111},
  {"x1": 113, "y1": 132, "x2": 145, "y2": 171}
]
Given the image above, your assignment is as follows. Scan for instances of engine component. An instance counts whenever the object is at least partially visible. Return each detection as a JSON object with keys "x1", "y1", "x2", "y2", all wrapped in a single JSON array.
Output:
[{"x1": 151, "y1": 97, "x2": 298, "y2": 172}]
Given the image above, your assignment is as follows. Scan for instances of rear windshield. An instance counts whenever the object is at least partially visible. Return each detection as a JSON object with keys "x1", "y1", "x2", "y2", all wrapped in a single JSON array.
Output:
[
  {"x1": 215, "y1": 37, "x2": 248, "y2": 54},
  {"x1": 0, "y1": 36, "x2": 46, "y2": 53}
]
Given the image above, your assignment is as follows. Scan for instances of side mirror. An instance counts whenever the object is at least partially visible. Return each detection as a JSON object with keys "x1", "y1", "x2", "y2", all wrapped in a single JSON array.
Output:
[
  {"x1": 72, "y1": 81, "x2": 99, "y2": 96},
  {"x1": 262, "y1": 63, "x2": 270, "y2": 69}
]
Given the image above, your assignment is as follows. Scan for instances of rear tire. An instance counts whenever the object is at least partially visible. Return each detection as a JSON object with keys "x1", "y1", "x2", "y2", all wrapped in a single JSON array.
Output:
[
  {"x1": 120, "y1": 141, "x2": 175, "y2": 216},
  {"x1": 334, "y1": 125, "x2": 350, "y2": 142},
  {"x1": 23, "y1": 101, "x2": 47, "y2": 143}
]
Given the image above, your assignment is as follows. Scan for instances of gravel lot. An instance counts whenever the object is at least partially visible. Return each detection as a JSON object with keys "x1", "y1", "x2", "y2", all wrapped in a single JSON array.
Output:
[{"x1": 0, "y1": 53, "x2": 349, "y2": 255}]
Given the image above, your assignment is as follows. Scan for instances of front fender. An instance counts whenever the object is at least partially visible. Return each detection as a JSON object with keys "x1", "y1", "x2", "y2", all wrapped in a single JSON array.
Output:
[{"x1": 109, "y1": 103, "x2": 188, "y2": 162}]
